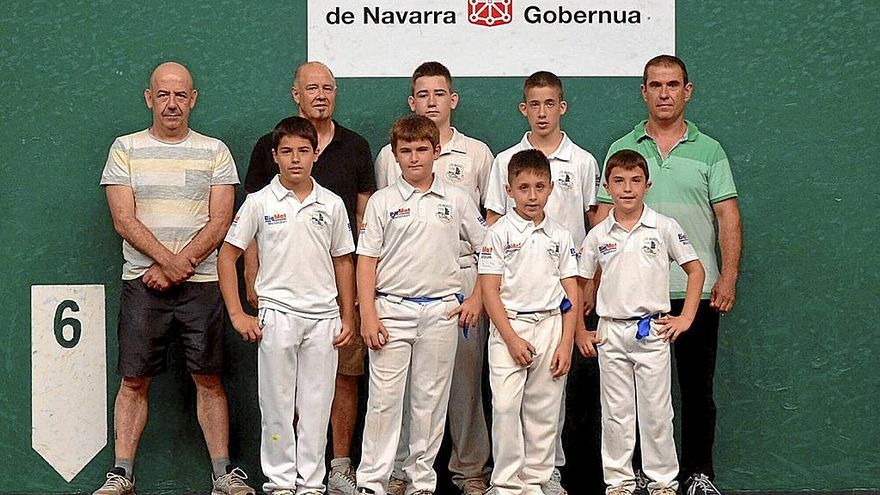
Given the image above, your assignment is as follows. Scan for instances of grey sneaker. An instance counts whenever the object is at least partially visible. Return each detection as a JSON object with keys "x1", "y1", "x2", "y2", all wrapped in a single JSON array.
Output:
[
  {"x1": 269, "y1": 491, "x2": 296, "y2": 495},
  {"x1": 93, "y1": 471, "x2": 135, "y2": 495},
  {"x1": 211, "y1": 467, "x2": 256, "y2": 495},
  {"x1": 634, "y1": 469, "x2": 650, "y2": 495},
  {"x1": 461, "y1": 478, "x2": 489, "y2": 495},
  {"x1": 686, "y1": 474, "x2": 720, "y2": 495},
  {"x1": 328, "y1": 465, "x2": 358, "y2": 495},
  {"x1": 387, "y1": 475, "x2": 407, "y2": 495},
  {"x1": 543, "y1": 468, "x2": 568, "y2": 495},
  {"x1": 650, "y1": 488, "x2": 678, "y2": 495},
  {"x1": 411, "y1": 491, "x2": 434, "y2": 495},
  {"x1": 607, "y1": 484, "x2": 634, "y2": 495}
]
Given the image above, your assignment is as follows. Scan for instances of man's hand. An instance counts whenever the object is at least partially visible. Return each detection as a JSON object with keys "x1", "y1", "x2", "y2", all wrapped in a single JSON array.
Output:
[
  {"x1": 575, "y1": 328, "x2": 599, "y2": 358},
  {"x1": 230, "y1": 313, "x2": 262, "y2": 343},
  {"x1": 142, "y1": 264, "x2": 172, "y2": 291},
  {"x1": 448, "y1": 295, "x2": 481, "y2": 330},
  {"x1": 550, "y1": 341, "x2": 573, "y2": 378},
  {"x1": 504, "y1": 334, "x2": 536, "y2": 367},
  {"x1": 656, "y1": 314, "x2": 693, "y2": 342},
  {"x1": 361, "y1": 315, "x2": 389, "y2": 350},
  {"x1": 158, "y1": 253, "x2": 195, "y2": 285},
  {"x1": 333, "y1": 319, "x2": 355, "y2": 349},
  {"x1": 710, "y1": 275, "x2": 737, "y2": 313}
]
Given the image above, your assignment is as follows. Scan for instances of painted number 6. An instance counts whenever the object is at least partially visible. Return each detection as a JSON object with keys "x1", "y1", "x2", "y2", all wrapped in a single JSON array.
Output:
[{"x1": 53, "y1": 300, "x2": 81, "y2": 348}]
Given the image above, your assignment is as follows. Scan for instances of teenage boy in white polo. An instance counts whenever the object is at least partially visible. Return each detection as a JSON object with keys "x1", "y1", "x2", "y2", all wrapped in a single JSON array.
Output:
[
  {"x1": 374, "y1": 61, "x2": 494, "y2": 495},
  {"x1": 484, "y1": 70, "x2": 601, "y2": 494},
  {"x1": 355, "y1": 115, "x2": 487, "y2": 495},
  {"x1": 578, "y1": 150, "x2": 704, "y2": 495},
  {"x1": 217, "y1": 117, "x2": 356, "y2": 495},
  {"x1": 479, "y1": 149, "x2": 579, "y2": 495}
]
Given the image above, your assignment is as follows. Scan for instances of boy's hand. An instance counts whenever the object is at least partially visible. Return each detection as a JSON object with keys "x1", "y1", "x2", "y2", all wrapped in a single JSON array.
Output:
[
  {"x1": 656, "y1": 314, "x2": 693, "y2": 342},
  {"x1": 504, "y1": 335, "x2": 537, "y2": 367},
  {"x1": 550, "y1": 341, "x2": 573, "y2": 378},
  {"x1": 447, "y1": 295, "x2": 481, "y2": 329},
  {"x1": 231, "y1": 313, "x2": 262, "y2": 343},
  {"x1": 333, "y1": 319, "x2": 355, "y2": 348},
  {"x1": 575, "y1": 328, "x2": 599, "y2": 358},
  {"x1": 361, "y1": 316, "x2": 389, "y2": 350},
  {"x1": 142, "y1": 264, "x2": 172, "y2": 291}
]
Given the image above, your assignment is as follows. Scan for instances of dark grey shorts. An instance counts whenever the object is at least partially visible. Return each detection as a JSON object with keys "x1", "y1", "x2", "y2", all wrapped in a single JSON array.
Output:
[{"x1": 117, "y1": 278, "x2": 225, "y2": 377}]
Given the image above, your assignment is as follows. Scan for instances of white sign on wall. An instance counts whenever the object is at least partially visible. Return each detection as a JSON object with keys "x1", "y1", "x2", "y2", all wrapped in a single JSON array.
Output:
[
  {"x1": 32, "y1": 285, "x2": 107, "y2": 482},
  {"x1": 308, "y1": 0, "x2": 675, "y2": 77}
]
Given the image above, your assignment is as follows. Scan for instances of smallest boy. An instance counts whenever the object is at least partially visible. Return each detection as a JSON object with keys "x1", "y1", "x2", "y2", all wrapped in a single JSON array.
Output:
[
  {"x1": 217, "y1": 116, "x2": 356, "y2": 495},
  {"x1": 578, "y1": 150, "x2": 705, "y2": 495},
  {"x1": 479, "y1": 149, "x2": 580, "y2": 495}
]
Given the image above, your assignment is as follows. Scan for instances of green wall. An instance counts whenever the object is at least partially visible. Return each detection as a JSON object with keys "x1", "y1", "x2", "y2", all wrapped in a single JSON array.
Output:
[{"x1": 1, "y1": 1, "x2": 878, "y2": 493}]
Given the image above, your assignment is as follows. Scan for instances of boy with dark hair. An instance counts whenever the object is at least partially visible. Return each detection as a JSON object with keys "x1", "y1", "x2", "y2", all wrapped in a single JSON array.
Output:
[
  {"x1": 479, "y1": 148, "x2": 580, "y2": 495},
  {"x1": 217, "y1": 116, "x2": 357, "y2": 495},
  {"x1": 580, "y1": 149, "x2": 705, "y2": 495},
  {"x1": 356, "y1": 115, "x2": 487, "y2": 495}
]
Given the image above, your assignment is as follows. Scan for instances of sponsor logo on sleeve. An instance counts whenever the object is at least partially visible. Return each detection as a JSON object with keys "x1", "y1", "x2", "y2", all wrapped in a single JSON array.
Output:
[
  {"x1": 264, "y1": 213, "x2": 287, "y2": 225},
  {"x1": 478, "y1": 215, "x2": 487, "y2": 226},
  {"x1": 677, "y1": 233, "x2": 690, "y2": 245},
  {"x1": 232, "y1": 214, "x2": 240, "y2": 225},
  {"x1": 479, "y1": 246, "x2": 493, "y2": 259}
]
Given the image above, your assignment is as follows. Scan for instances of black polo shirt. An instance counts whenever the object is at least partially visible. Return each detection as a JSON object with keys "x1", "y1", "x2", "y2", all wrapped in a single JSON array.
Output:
[{"x1": 244, "y1": 119, "x2": 376, "y2": 232}]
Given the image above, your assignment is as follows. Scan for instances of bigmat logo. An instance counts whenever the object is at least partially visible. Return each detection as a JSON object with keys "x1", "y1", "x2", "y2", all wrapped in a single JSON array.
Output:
[{"x1": 468, "y1": 0, "x2": 513, "y2": 27}]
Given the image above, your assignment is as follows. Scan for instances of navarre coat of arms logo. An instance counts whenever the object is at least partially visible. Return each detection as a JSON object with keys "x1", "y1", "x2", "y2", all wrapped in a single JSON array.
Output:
[{"x1": 468, "y1": 0, "x2": 513, "y2": 27}]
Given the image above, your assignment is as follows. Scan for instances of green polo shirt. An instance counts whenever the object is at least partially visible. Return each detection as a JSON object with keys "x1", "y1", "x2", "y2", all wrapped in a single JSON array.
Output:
[{"x1": 598, "y1": 120, "x2": 737, "y2": 298}]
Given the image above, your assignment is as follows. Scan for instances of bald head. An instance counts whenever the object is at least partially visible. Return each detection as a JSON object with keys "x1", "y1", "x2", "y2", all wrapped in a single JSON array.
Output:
[
  {"x1": 292, "y1": 61, "x2": 335, "y2": 88},
  {"x1": 291, "y1": 61, "x2": 337, "y2": 124},
  {"x1": 145, "y1": 61, "x2": 198, "y2": 141}
]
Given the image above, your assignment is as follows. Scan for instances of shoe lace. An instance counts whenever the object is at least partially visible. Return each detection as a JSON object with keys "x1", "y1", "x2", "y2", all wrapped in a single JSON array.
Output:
[
  {"x1": 688, "y1": 474, "x2": 720, "y2": 495},
  {"x1": 607, "y1": 486, "x2": 631, "y2": 495},
  {"x1": 333, "y1": 467, "x2": 357, "y2": 489},
  {"x1": 103, "y1": 473, "x2": 130, "y2": 488},
  {"x1": 219, "y1": 467, "x2": 250, "y2": 486},
  {"x1": 653, "y1": 488, "x2": 677, "y2": 495},
  {"x1": 634, "y1": 470, "x2": 649, "y2": 490},
  {"x1": 388, "y1": 476, "x2": 407, "y2": 489}
]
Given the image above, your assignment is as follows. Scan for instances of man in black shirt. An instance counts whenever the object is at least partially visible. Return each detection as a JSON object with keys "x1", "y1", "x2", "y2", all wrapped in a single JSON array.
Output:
[{"x1": 243, "y1": 61, "x2": 375, "y2": 495}]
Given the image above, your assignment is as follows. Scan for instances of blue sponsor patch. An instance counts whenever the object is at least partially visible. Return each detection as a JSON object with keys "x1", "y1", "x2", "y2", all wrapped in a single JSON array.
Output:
[
  {"x1": 677, "y1": 233, "x2": 690, "y2": 245},
  {"x1": 389, "y1": 207, "x2": 411, "y2": 220}
]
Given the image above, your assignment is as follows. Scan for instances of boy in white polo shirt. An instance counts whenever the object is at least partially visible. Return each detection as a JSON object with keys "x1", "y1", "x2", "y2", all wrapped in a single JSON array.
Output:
[
  {"x1": 578, "y1": 150, "x2": 704, "y2": 495},
  {"x1": 484, "y1": 70, "x2": 600, "y2": 494},
  {"x1": 355, "y1": 115, "x2": 487, "y2": 495},
  {"x1": 374, "y1": 61, "x2": 494, "y2": 495},
  {"x1": 217, "y1": 116, "x2": 356, "y2": 495},
  {"x1": 479, "y1": 149, "x2": 580, "y2": 495}
]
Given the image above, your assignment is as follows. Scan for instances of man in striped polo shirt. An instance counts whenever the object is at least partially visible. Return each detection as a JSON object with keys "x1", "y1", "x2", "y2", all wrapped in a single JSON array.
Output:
[
  {"x1": 96, "y1": 62, "x2": 254, "y2": 495},
  {"x1": 595, "y1": 55, "x2": 742, "y2": 495}
]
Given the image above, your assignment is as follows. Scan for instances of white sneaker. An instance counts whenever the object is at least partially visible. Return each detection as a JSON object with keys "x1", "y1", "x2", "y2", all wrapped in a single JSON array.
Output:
[
  {"x1": 92, "y1": 471, "x2": 135, "y2": 495},
  {"x1": 328, "y1": 465, "x2": 358, "y2": 495},
  {"x1": 686, "y1": 474, "x2": 720, "y2": 495}
]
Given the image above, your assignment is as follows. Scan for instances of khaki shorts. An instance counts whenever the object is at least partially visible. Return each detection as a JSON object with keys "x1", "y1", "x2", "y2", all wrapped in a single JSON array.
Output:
[{"x1": 337, "y1": 312, "x2": 366, "y2": 376}]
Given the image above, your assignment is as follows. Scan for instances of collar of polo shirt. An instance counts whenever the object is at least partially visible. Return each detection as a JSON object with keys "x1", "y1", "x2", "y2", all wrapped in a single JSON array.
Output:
[
  {"x1": 635, "y1": 119, "x2": 700, "y2": 144},
  {"x1": 395, "y1": 173, "x2": 447, "y2": 200},
  {"x1": 442, "y1": 127, "x2": 468, "y2": 156},
  {"x1": 508, "y1": 207, "x2": 552, "y2": 235},
  {"x1": 518, "y1": 131, "x2": 574, "y2": 162},
  {"x1": 269, "y1": 176, "x2": 326, "y2": 205},
  {"x1": 605, "y1": 204, "x2": 658, "y2": 234}
]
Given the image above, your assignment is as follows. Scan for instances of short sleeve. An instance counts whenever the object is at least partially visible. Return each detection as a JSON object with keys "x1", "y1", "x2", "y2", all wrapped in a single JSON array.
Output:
[
  {"x1": 100, "y1": 138, "x2": 131, "y2": 186},
  {"x1": 458, "y1": 195, "x2": 488, "y2": 254},
  {"x1": 475, "y1": 142, "x2": 495, "y2": 208},
  {"x1": 707, "y1": 145, "x2": 738, "y2": 204},
  {"x1": 581, "y1": 151, "x2": 601, "y2": 208},
  {"x1": 577, "y1": 232, "x2": 599, "y2": 279},
  {"x1": 374, "y1": 144, "x2": 397, "y2": 190},
  {"x1": 224, "y1": 195, "x2": 260, "y2": 250},
  {"x1": 211, "y1": 141, "x2": 240, "y2": 185},
  {"x1": 484, "y1": 154, "x2": 509, "y2": 215},
  {"x1": 477, "y1": 226, "x2": 505, "y2": 275},
  {"x1": 557, "y1": 231, "x2": 579, "y2": 279},
  {"x1": 329, "y1": 199, "x2": 356, "y2": 257},
  {"x1": 664, "y1": 218, "x2": 700, "y2": 266},
  {"x1": 355, "y1": 194, "x2": 385, "y2": 257}
]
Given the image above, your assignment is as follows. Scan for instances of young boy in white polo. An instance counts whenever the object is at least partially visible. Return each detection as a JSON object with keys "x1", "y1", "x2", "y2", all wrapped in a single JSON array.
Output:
[
  {"x1": 578, "y1": 150, "x2": 705, "y2": 495},
  {"x1": 216, "y1": 116, "x2": 356, "y2": 495},
  {"x1": 479, "y1": 149, "x2": 580, "y2": 495},
  {"x1": 355, "y1": 115, "x2": 487, "y2": 495},
  {"x1": 373, "y1": 61, "x2": 494, "y2": 495},
  {"x1": 484, "y1": 70, "x2": 601, "y2": 494}
]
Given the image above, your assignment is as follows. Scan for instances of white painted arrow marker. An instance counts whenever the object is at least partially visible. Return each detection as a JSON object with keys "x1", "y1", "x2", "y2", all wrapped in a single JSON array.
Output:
[{"x1": 32, "y1": 285, "x2": 107, "y2": 482}]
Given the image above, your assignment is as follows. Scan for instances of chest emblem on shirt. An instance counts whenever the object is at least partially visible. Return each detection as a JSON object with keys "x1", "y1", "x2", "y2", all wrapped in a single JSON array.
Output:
[
  {"x1": 310, "y1": 210, "x2": 328, "y2": 228},
  {"x1": 445, "y1": 163, "x2": 465, "y2": 183},
  {"x1": 504, "y1": 242, "x2": 522, "y2": 255},
  {"x1": 556, "y1": 170, "x2": 574, "y2": 190},
  {"x1": 546, "y1": 241, "x2": 561, "y2": 260},
  {"x1": 641, "y1": 237, "x2": 660, "y2": 256},
  {"x1": 436, "y1": 203, "x2": 452, "y2": 223},
  {"x1": 264, "y1": 213, "x2": 287, "y2": 225},
  {"x1": 598, "y1": 242, "x2": 618, "y2": 256},
  {"x1": 389, "y1": 207, "x2": 411, "y2": 220}
]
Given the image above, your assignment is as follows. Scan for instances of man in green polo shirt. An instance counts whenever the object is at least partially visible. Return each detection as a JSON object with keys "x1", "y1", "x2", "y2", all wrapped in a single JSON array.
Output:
[{"x1": 595, "y1": 55, "x2": 742, "y2": 495}]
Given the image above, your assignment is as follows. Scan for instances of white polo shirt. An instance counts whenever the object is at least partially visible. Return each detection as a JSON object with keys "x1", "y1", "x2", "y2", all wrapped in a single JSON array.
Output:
[
  {"x1": 225, "y1": 176, "x2": 355, "y2": 318},
  {"x1": 578, "y1": 205, "x2": 700, "y2": 319},
  {"x1": 357, "y1": 175, "x2": 487, "y2": 298},
  {"x1": 478, "y1": 210, "x2": 579, "y2": 313},
  {"x1": 484, "y1": 132, "x2": 600, "y2": 245}
]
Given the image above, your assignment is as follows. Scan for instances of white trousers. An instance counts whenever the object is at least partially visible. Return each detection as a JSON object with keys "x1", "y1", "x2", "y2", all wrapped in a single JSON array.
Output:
[
  {"x1": 489, "y1": 314, "x2": 565, "y2": 495},
  {"x1": 598, "y1": 318, "x2": 678, "y2": 493},
  {"x1": 392, "y1": 264, "x2": 492, "y2": 487},
  {"x1": 257, "y1": 309, "x2": 339, "y2": 493},
  {"x1": 357, "y1": 297, "x2": 460, "y2": 495}
]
